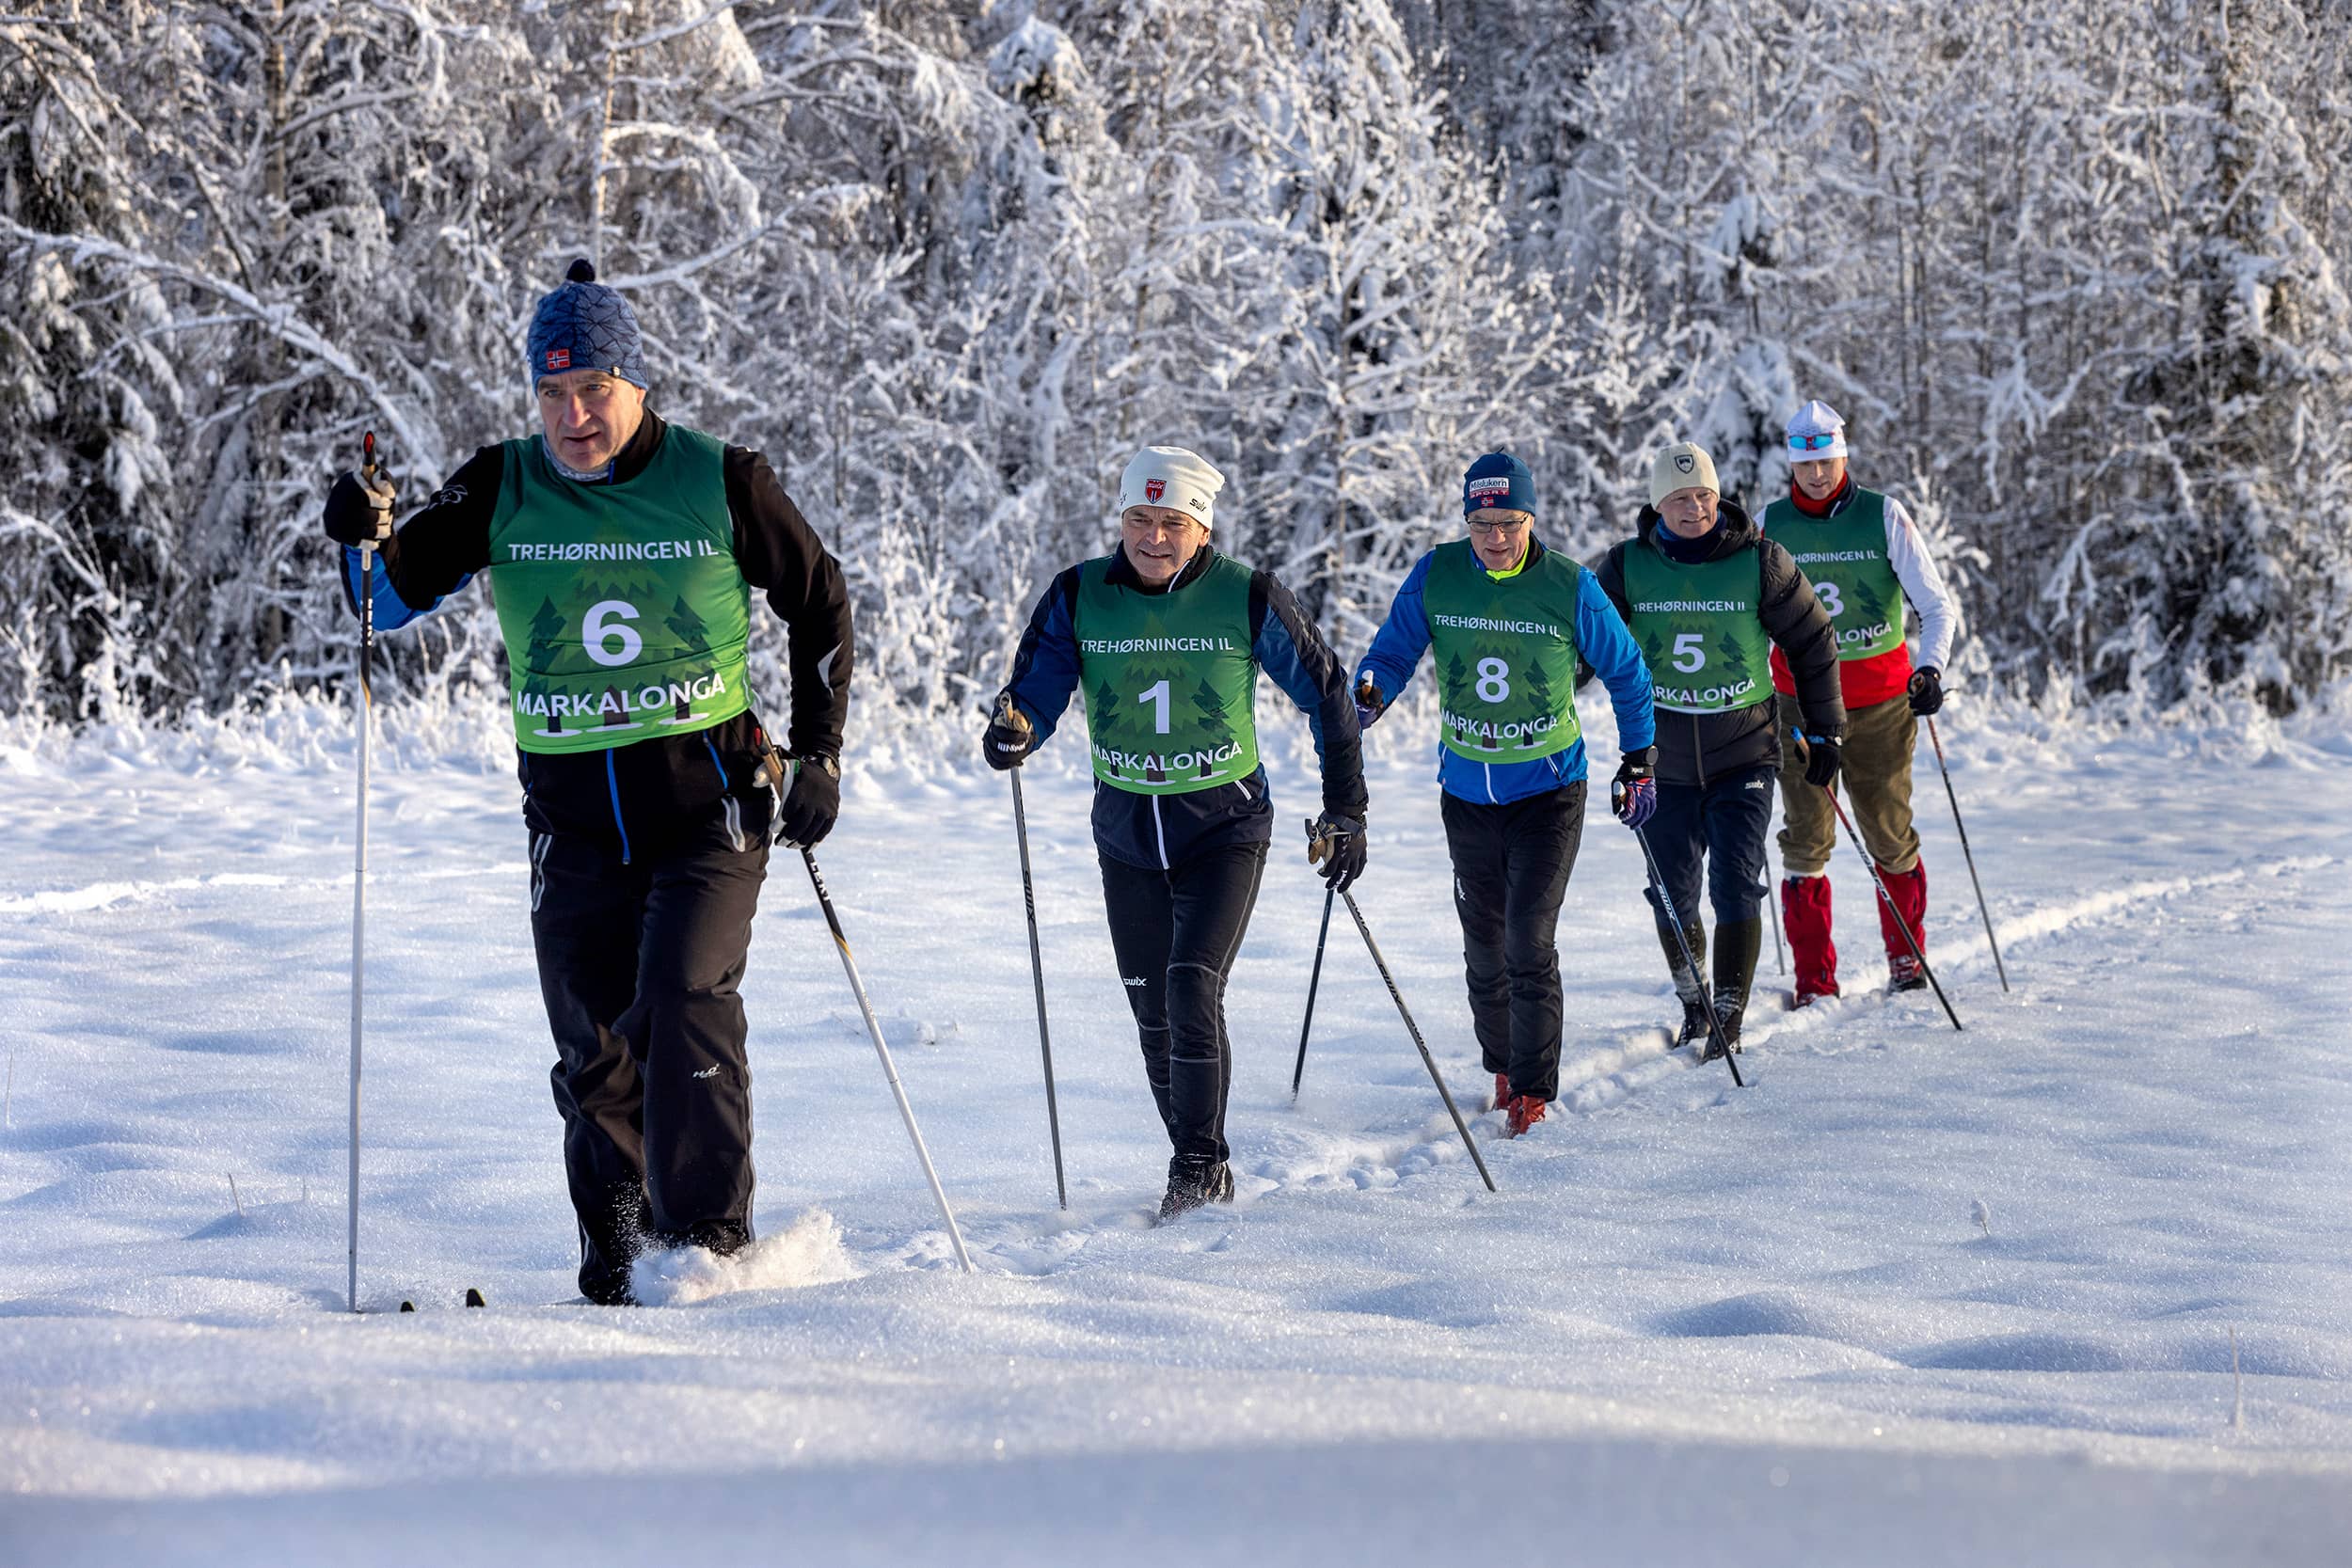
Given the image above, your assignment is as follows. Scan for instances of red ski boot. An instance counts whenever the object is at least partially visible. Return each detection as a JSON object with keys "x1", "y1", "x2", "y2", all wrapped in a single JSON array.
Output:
[
  {"x1": 1877, "y1": 860, "x2": 1929, "y2": 990},
  {"x1": 1503, "y1": 1095, "x2": 1547, "y2": 1138}
]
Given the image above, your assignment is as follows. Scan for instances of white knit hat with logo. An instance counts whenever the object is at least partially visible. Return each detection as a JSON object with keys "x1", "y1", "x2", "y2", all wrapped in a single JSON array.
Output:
[
  {"x1": 1119, "y1": 446, "x2": 1225, "y2": 531},
  {"x1": 1785, "y1": 400, "x2": 1849, "y2": 462},
  {"x1": 1649, "y1": 441, "x2": 1720, "y2": 507}
]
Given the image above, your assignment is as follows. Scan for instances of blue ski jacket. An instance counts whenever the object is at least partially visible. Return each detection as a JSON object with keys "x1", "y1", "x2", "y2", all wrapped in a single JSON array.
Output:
[{"x1": 1356, "y1": 539, "x2": 1656, "y2": 805}]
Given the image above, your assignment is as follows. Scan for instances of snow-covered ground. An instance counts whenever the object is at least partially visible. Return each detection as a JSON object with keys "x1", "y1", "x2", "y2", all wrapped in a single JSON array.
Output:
[{"x1": 3, "y1": 693, "x2": 2350, "y2": 1564}]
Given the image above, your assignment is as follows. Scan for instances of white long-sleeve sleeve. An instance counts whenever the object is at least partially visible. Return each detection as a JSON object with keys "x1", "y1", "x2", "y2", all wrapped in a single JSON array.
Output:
[{"x1": 1884, "y1": 495, "x2": 1957, "y2": 673}]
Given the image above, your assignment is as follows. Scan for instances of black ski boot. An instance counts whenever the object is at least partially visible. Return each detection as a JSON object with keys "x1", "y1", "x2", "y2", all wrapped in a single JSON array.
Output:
[
  {"x1": 1655, "y1": 915, "x2": 1710, "y2": 1050},
  {"x1": 1158, "y1": 1155, "x2": 1234, "y2": 1221},
  {"x1": 1702, "y1": 917, "x2": 1764, "y2": 1062}
]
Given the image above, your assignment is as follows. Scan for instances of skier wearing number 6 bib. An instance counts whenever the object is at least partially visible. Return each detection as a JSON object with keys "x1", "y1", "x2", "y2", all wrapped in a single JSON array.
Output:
[
  {"x1": 984, "y1": 446, "x2": 1367, "y2": 1221},
  {"x1": 1760, "y1": 402, "x2": 1960, "y2": 1004},
  {"x1": 1595, "y1": 443, "x2": 1844, "y2": 1058},
  {"x1": 318, "y1": 259, "x2": 853, "y2": 1305},
  {"x1": 1353, "y1": 452, "x2": 1658, "y2": 1138}
]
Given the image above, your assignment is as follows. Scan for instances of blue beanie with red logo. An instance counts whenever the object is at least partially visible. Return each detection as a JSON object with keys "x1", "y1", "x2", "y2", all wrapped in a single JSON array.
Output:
[
  {"x1": 526, "y1": 258, "x2": 648, "y2": 389},
  {"x1": 1463, "y1": 450, "x2": 1535, "y2": 517}
]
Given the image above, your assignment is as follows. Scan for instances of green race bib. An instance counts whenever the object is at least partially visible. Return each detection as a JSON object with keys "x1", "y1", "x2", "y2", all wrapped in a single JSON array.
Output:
[
  {"x1": 1621, "y1": 540, "x2": 1775, "y2": 714},
  {"x1": 488, "y1": 425, "x2": 751, "y2": 754},
  {"x1": 1421, "y1": 540, "x2": 1583, "y2": 763},
  {"x1": 1074, "y1": 551, "x2": 1261, "y2": 794},
  {"x1": 1761, "y1": 488, "x2": 1903, "y2": 660}
]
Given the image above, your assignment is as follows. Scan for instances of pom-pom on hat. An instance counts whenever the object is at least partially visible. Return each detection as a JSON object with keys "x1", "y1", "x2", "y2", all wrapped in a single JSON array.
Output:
[
  {"x1": 1786, "y1": 399, "x2": 1848, "y2": 461},
  {"x1": 1119, "y1": 447, "x2": 1225, "y2": 531},
  {"x1": 1463, "y1": 451, "x2": 1535, "y2": 517},
  {"x1": 526, "y1": 258, "x2": 648, "y2": 390},
  {"x1": 1649, "y1": 441, "x2": 1720, "y2": 507}
]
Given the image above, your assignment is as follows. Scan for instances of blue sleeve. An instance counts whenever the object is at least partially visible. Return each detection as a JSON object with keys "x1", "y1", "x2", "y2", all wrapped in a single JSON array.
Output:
[
  {"x1": 997, "y1": 570, "x2": 1083, "y2": 747},
  {"x1": 1576, "y1": 567, "x2": 1656, "y2": 752},
  {"x1": 1355, "y1": 553, "x2": 1436, "y2": 704},
  {"x1": 341, "y1": 546, "x2": 460, "y2": 632}
]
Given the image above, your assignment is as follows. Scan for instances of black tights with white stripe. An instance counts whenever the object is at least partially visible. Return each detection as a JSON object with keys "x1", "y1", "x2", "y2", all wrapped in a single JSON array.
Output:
[{"x1": 1098, "y1": 840, "x2": 1268, "y2": 1166}]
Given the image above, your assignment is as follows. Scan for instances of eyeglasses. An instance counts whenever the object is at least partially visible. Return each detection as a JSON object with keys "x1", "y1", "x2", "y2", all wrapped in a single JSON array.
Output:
[
  {"x1": 1789, "y1": 433, "x2": 1841, "y2": 452},
  {"x1": 1466, "y1": 516, "x2": 1532, "y2": 537}
]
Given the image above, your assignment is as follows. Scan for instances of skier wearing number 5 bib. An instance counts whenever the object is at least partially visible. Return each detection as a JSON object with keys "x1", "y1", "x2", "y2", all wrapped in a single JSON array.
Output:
[
  {"x1": 1595, "y1": 443, "x2": 1844, "y2": 1058},
  {"x1": 1761, "y1": 402, "x2": 1960, "y2": 1004},
  {"x1": 1353, "y1": 452, "x2": 1658, "y2": 1138},
  {"x1": 318, "y1": 260, "x2": 853, "y2": 1305},
  {"x1": 985, "y1": 447, "x2": 1367, "y2": 1221}
]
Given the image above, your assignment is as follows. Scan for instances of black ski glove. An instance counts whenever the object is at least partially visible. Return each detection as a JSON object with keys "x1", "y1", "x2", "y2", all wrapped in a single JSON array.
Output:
[
  {"x1": 323, "y1": 468, "x2": 397, "y2": 547},
  {"x1": 983, "y1": 697, "x2": 1036, "y2": 770},
  {"x1": 773, "y1": 754, "x2": 840, "y2": 847},
  {"x1": 1799, "y1": 732, "x2": 1843, "y2": 789},
  {"x1": 1353, "y1": 676, "x2": 1387, "y2": 733},
  {"x1": 1907, "y1": 666, "x2": 1945, "y2": 717},
  {"x1": 1612, "y1": 745, "x2": 1658, "y2": 830},
  {"x1": 1306, "y1": 811, "x2": 1368, "y2": 895}
]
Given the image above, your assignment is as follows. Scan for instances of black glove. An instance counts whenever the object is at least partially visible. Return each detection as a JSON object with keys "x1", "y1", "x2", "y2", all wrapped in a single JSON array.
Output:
[
  {"x1": 1612, "y1": 746, "x2": 1658, "y2": 829},
  {"x1": 323, "y1": 468, "x2": 397, "y2": 547},
  {"x1": 1907, "y1": 666, "x2": 1945, "y2": 717},
  {"x1": 774, "y1": 754, "x2": 840, "y2": 847},
  {"x1": 983, "y1": 698, "x2": 1036, "y2": 770},
  {"x1": 1799, "y1": 732, "x2": 1843, "y2": 789},
  {"x1": 1353, "y1": 676, "x2": 1387, "y2": 732},
  {"x1": 1306, "y1": 811, "x2": 1367, "y2": 894}
]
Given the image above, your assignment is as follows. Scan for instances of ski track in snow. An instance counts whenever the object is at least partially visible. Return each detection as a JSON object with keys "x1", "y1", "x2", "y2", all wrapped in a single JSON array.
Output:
[{"x1": 2, "y1": 710, "x2": 2350, "y2": 1563}]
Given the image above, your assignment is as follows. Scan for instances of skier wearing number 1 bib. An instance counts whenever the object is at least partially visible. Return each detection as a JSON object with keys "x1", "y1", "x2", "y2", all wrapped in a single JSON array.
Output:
[
  {"x1": 318, "y1": 260, "x2": 853, "y2": 1305},
  {"x1": 1760, "y1": 402, "x2": 1961, "y2": 1004},
  {"x1": 983, "y1": 447, "x2": 1367, "y2": 1221},
  {"x1": 1596, "y1": 443, "x2": 1844, "y2": 1058},
  {"x1": 1353, "y1": 452, "x2": 1658, "y2": 1138}
]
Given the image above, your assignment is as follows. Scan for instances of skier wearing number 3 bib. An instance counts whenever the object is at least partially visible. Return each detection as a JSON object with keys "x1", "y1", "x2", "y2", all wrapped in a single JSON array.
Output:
[
  {"x1": 319, "y1": 260, "x2": 853, "y2": 1304},
  {"x1": 1354, "y1": 452, "x2": 1657, "y2": 1137},
  {"x1": 1761, "y1": 401, "x2": 1960, "y2": 1004},
  {"x1": 1596, "y1": 443, "x2": 1844, "y2": 1058},
  {"x1": 985, "y1": 446, "x2": 1367, "y2": 1220}
]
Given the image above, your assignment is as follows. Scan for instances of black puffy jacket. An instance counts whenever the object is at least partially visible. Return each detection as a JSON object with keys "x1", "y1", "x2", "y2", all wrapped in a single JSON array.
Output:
[{"x1": 1594, "y1": 502, "x2": 1845, "y2": 787}]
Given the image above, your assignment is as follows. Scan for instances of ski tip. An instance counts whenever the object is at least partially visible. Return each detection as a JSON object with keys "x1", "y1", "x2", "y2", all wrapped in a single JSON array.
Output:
[
  {"x1": 464, "y1": 1288, "x2": 486, "y2": 1308},
  {"x1": 398, "y1": 1300, "x2": 415, "y2": 1313}
]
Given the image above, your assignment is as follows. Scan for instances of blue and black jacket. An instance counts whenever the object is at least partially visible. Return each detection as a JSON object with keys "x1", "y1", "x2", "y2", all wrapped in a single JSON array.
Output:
[
  {"x1": 1357, "y1": 539, "x2": 1657, "y2": 806},
  {"x1": 997, "y1": 546, "x2": 1367, "y2": 870}
]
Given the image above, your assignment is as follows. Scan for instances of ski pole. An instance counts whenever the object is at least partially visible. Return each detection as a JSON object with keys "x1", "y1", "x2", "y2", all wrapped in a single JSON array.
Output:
[
  {"x1": 798, "y1": 844, "x2": 976, "y2": 1273},
  {"x1": 1823, "y1": 784, "x2": 1963, "y2": 1031},
  {"x1": 1763, "y1": 842, "x2": 1788, "y2": 975},
  {"x1": 347, "y1": 431, "x2": 377, "y2": 1314},
  {"x1": 1003, "y1": 732, "x2": 1068, "y2": 1210},
  {"x1": 1288, "y1": 886, "x2": 1335, "y2": 1101},
  {"x1": 1626, "y1": 815, "x2": 1745, "y2": 1086},
  {"x1": 1310, "y1": 821, "x2": 1496, "y2": 1192},
  {"x1": 1926, "y1": 718, "x2": 2009, "y2": 993}
]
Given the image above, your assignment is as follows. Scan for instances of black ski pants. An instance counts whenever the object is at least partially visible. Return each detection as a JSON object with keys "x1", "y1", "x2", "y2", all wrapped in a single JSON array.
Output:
[
  {"x1": 1099, "y1": 840, "x2": 1268, "y2": 1166},
  {"x1": 1441, "y1": 783, "x2": 1586, "y2": 1103},
  {"x1": 529, "y1": 808, "x2": 768, "y2": 1304},
  {"x1": 1645, "y1": 764, "x2": 1777, "y2": 929}
]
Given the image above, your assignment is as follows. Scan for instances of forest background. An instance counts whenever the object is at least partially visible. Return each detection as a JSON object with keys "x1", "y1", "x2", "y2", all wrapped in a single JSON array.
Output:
[{"x1": 2, "y1": 0, "x2": 2346, "y2": 736}]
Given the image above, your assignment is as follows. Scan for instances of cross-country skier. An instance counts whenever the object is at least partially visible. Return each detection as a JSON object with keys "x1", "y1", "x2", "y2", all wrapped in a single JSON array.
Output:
[
  {"x1": 1596, "y1": 442, "x2": 1844, "y2": 1056},
  {"x1": 983, "y1": 447, "x2": 1367, "y2": 1219},
  {"x1": 1351, "y1": 451, "x2": 1658, "y2": 1137},
  {"x1": 1761, "y1": 401, "x2": 1960, "y2": 1002},
  {"x1": 319, "y1": 260, "x2": 852, "y2": 1304}
]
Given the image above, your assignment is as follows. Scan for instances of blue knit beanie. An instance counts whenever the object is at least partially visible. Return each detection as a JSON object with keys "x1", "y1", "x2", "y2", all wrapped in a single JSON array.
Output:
[
  {"x1": 1463, "y1": 451, "x2": 1535, "y2": 517},
  {"x1": 525, "y1": 259, "x2": 648, "y2": 389}
]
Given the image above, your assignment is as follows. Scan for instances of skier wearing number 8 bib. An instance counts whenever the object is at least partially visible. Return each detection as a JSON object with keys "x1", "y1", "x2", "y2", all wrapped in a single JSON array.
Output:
[
  {"x1": 1760, "y1": 402, "x2": 1960, "y2": 1003},
  {"x1": 984, "y1": 446, "x2": 1367, "y2": 1220},
  {"x1": 318, "y1": 260, "x2": 853, "y2": 1305},
  {"x1": 1353, "y1": 452, "x2": 1657, "y2": 1137},
  {"x1": 1595, "y1": 443, "x2": 1844, "y2": 1058}
]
